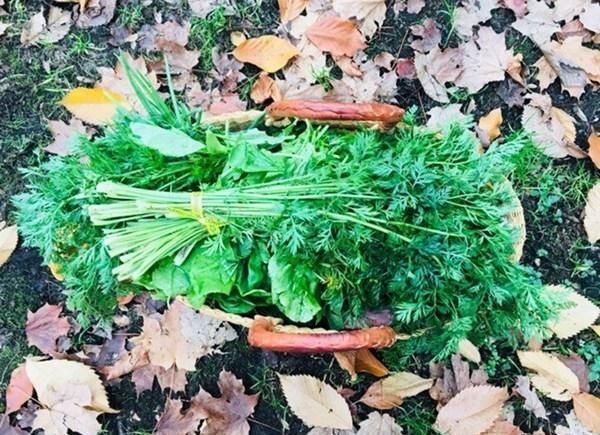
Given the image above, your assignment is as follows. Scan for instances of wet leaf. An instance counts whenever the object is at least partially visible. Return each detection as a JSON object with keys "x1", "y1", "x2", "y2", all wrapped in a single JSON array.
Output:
[
  {"x1": 5, "y1": 365, "x2": 33, "y2": 414},
  {"x1": 278, "y1": 0, "x2": 308, "y2": 24},
  {"x1": 548, "y1": 284, "x2": 599, "y2": 339},
  {"x1": 334, "y1": 349, "x2": 389, "y2": 381},
  {"x1": 61, "y1": 87, "x2": 130, "y2": 125},
  {"x1": 279, "y1": 374, "x2": 352, "y2": 429},
  {"x1": 359, "y1": 372, "x2": 433, "y2": 410},
  {"x1": 306, "y1": 16, "x2": 366, "y2": 57},
  {"x1": 573, "y1": 392, "x2": 600, "y2": 433},
  {"x1": 233, "y1": 35, "x2": 299, "y2": 73},
  {"x1": 0, "y1": 224, "x2": 18, "y2": 268},
  {"x1": 25, "y1": 304, "x2": 71, "y2": 354},
  {"x1": 584, "y1": 183, "x2": 600, "y2": 244},
  {"x1": 435, "y1": 386, "x2": 509, "y2": 435},
  {"x1": 517, "y1": 351, "x2": 580, "y2": 401}
]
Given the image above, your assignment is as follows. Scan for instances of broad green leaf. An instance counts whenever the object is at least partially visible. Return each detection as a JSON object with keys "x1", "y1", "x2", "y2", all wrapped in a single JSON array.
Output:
[{"x1": 130, "y1": 122, "x2": 204, "y2": 157}]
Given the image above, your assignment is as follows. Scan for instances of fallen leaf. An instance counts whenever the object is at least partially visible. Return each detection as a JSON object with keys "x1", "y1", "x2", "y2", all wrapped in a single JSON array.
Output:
[
  {"x1": 333, "y1": 0, "x2": 386, "y2": 37},
  {"x1": 556, "y1": 410, "x2": 595, "y2": 435},
  {"x1": 279, "y1": 374, "x2": 352, "y2": 429},
  {"x1": 552, "y1": 1, "x2": 588, "y2": 23},
  {"x1": 410, "y1": 18, "x2": 441, "y2": 53},
  {"x1": 482, "y1": 420, "x2": 522, "y2": 435},
  {"x1": 334, "y1": 349, "x2": 389, "y2": 381},
  {"x1": 208, "y1": 93, "x2": 247, "y2": 115},
  {"x1": 76, "y1": 0, "x2": 115, "y2": 28},
  {"x1": 230, "y1": 30, "x2": 246, "y2": 46},
  {"x1": 359, "y1": 372, "x2": 433, "y2": 410},
  {"x1": 5, "y1": 365, "x2": 33, "y2": 414},
  {"x1": 44, "y1": 118, "x2": 90, "y2": 156},
  {"x1": 511, "y1": 0, "x2": 560, "y2": 46},
  {"x1": 558, "y1": 19, "x2": 593, "y2": 43},
  {"x1": 517, "y1": 351, "x2": 580, "y2": 401},
  {"x1": 0, "y1": 21, "x2": 10, "y2": 36},
  {"x1": 233, "y1": 35, "x2": 299, "y2": 73},
  {"x1": 190, "y1": 370, "x2": 259, "y2": 435},
  {"x1": 20, "y1": 7, "x2": 71, "y2": 46},
  {"x1": 513, "y1": 376, "x2": 547, "y2": 420},
  {"x1": 61, "y1": 87, "x2": 130, "y2": 125},
  {"x1": 559, "y1": 354, "x2": 590, "y2": 393},
  {"x1": 584, "y1": 183, "x2": 600, "y2": 244},
  {"x1": 547, "y1": 284, "x2": 599, "y2": 339},
  {"x1": 497, "y1": 79, "x2": 526, "y2": 107},
  {"x1": 477, "y1": 108, "x2": 503, "y2": 146},
  {"x1": 132, "y1": 365, "x2": 188, "y2": 395},
  {"x1": 334, "y1": 56, "x2": 363, "y2": 77},
  {"x1": 500, "y1": 0, "x2": 527, "y2": 18},
  {"x1": 406, "y1": 0, "x2": 425, "y2": 14},
  {"x1": 427, "y1": 104, "x2": 468, "y2": 131},
  {"x1": 593, "y1": 325, "x2": 600, "y2": 337},
  {"x1": 356, "y1": 412, "x2": 403, "y2": 434},
  {"x1": 573, "y1": 392, "x2": 600, "y2": 433},
  {"x1": 435, "y1": 386, "x2": 509, "y2": 435},
  {"x1": 155, "y1": 399, "x2": 201, "y2": 435},
  {"x1": 306, "y1": 16, "x2": 366, "y2": 57},
  {"x1": 0, "y1": 415, "x2": 27, "y2": 435},
  {"x1": 278, "y1": 0, "x2": 309, "y2": 24},
  {"x1": 250, "y1": 72, "x2": 281, "y2": 104},
  {"x1": 533, "y1": 56, "x2": 557, "y2": 91},
  {"x1": 395, "y1": 57, "x2": 416, "y2": 79},
  {"x1": 588, "y1": 130, "x2": 600, "y2": 169},
  {"x1": 188, "y1": 0, "x2": 231, "y2": 18},
  {"x1": 414, "y1": 47, "x2": 463, "y2": 103},
  {"x1": 454, "y1": 0, "x2": 497, "y2": 38},
  {"x1": 0, "y1": 224, "x2": 18, "y2": 267},
  {"x1": 25, "y1": 304, "x2": 71, "y2": 354},
  {"x1": 580, "y1": 4, "x2": 600, "y2": 33}
]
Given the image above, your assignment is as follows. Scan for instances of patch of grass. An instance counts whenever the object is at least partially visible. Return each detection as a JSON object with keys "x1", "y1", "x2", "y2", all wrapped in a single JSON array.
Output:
[
  {"x1": 189, "y1": 6, "x2": 229, "y2": 73},
  {"x1": 68, "y1": 32, "x2": 93, "y2": 57},
  {"x1": 395, "y1": 398, "x2": 437, "y2": 435},
  {"x1": 116, "y1": 1, "x2": 145, "y2": 30},
  {"x1": 438, "y1": 0, "x2": 459, "y2": 47},
  {"x1": 311, "y1": 66, "x2": 333, "y2": 92},
  {"x1": 248, "y1": 365, "x2": 291, "y2": 428}
]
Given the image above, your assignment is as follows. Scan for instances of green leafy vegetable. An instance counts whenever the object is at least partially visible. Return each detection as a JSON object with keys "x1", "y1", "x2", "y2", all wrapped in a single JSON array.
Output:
[{"x1": 130, "y1": 122, "x2": 205, "y2": 157}]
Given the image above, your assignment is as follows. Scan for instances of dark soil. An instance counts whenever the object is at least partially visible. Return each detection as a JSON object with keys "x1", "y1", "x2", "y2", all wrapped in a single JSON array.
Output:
[{"x1": 1, "y1": 0, "x2": 599, "y2": 434}]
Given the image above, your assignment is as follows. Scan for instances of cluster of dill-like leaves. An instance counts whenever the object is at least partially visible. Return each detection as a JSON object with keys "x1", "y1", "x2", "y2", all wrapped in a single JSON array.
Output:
[{"x1": 13, "y1": 61, "x2": 561, "y2": 357}]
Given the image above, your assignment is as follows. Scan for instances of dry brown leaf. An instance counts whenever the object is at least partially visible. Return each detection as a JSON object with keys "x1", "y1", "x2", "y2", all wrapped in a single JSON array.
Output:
[
  {"x1": 250, "y1": 72, "x2": 281, "y2": 104},
  {"x1": 477, "y1": 108, "x2": 503, "y2": 146},
  {"x1": 44, "y1": 118, "x2": 90, "y2": 156},
  {"x1": 155, "y1": 399, "x2": 201, "y2": 435},
  {"x1": 500, "y1": 0, "x2": 527, "y2": 18},
  {"x1": 5, "y1": 365, "x2": 33, "y2": 414},
  {"x1": 414, "y1": 47, "x2": 463, "y2": 103},
  {"x1": 359, "y1": 372, "x2": 432, "y2": 410},
  {"x1": 588, "y1": 130, "x2": 600, "y2": 169},
  {"x1": 511, "y1": 0, "x2": 560, "y2": 46},
  {"x1": 454, "y1": 0, "x2": 497, "y2": 38},
  {"x1": 584, "y1": 183, "x2": 600, "y2": 244},
  {"x1": 435, "y1": 385, "x2": 508, "y2": 435},
  {"x1": 513, "y1": 376, "x2": 547, "y2": 420},
  {"x1": 333, "y1": 0, "x2": 386, "y2": 37},
  {"x1": 482, "y1": 420, "x2": 523, "y2": 435},
  {"x1": 20, "y1": 7, "x2": 71, "y2": 46},
  {"x1": 547, "y1": 284, "x2": 600, "y2": 339},
  {"x1": 61, "y1": 87, "x2": 130, "y2": 125},
  {"x1": 278, "y1": 0, "x2": 309, "y2": 24},
  {"x1": 334, "y1": 349, "x2": 389, "y2": 381},
  {"x1": 533, "y1": 56, "x2": 557, "y2": 91},
  {"x1": 233, "y1": 35, "x2": 299, "y2": 73},
  {"x1": 75, "y1": 0, "x2": 115, "y2": 28},
  {"x1": 573, "y1": 392, "x2": 600, "y2": 433},
  {"x1": 0, "y1": 224, "x2": 18, "y2": 267},
  {"x1": 410, "y1": 18, "x2": 441, "y2": 53},
  {"x1": 25, "y1": 304, "x2": 71, "y2": 354},
  {"x1": 559, "y1": 354, "x2": 590, "y2": 394},
  {"x1": 334, "y1": 56, "x2": 363, "y2": 77},
  {"x1": 279, "y1": 374, "x2": 352, "y2": 429},
  {"x1": 517, "y1": 351, "x2": 580, "y2": 401},
  {"x1": 306, "y1": 15, "x2": 366, "y2": 57},
  {"x1": 356, "y1": 412, "x2": 403, "y2": 434}
]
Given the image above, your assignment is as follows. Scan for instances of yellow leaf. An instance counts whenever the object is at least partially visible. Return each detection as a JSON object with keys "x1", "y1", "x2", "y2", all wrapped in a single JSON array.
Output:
[
  {"x1": 517, "y1": 351, "x2": 580, "y2": 401},
  {"x1": 278, "y1": 0, "x2": 308, "y2": 24},
  {"x1": 48, "y1": 262, "x2": 65, "y2": 281},
  {"x1": 588, "y1": 130, "x2": 600, "y2": 170},
  {"x1": 547, "y1": 285, "x2": 600, "y2": 339},
  {"x1": 584, "y1": 183, "x2": 600, "y2": 244},
  {"x1": 0, "y1": 223, "x2": 18, "y2": 268},
  {"x1": 477, "y1": 108, "x2": 503, "y2": 144},
  {"x1": 457, "y1": 338, "x2": 481, "y2": 364},
  {"x1": 334, "y1": 349, "x2": 389, "y2": 381},
  {"x1": 233, "y1": 35, "x2": 299, "y2": 73},
  {"x1": 435, "y1": 386, "x2": 509, "y2": 435},
  {"x1": 61, "y1": 87, "x2": 130, "y2": 125},
  {"x1": 278, "y1": 374, "x2": 352, "y2": 429},
  {"x1": 359, "y1": 372, "x2": 433, "y2": 410},
  {"x1": 573, "y1": 392, "x2": 600, "y2": 432}
]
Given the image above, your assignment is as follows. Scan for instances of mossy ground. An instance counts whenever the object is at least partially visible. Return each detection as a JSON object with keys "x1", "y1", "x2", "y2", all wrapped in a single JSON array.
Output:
[{"x1": 0, "y1": 0, "x2": 599, "y2": 433}]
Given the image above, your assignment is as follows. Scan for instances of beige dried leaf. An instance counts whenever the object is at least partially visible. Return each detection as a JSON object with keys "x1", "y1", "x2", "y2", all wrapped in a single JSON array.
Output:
[
  {"x1": 278, "y1": 0, "x2": 309, "y2": 24},
  {"x1": 333, "y1": 0, "x2": 387, "y2": 37},
  {"x1": 584, "y1": 183, "x2": 600, "y2": 244},
  {"x1": 233, "y1": 35, "x2": 299, "y2": 73},
  {"x1": 0, "y1": 224, "x2": 18, "y2": 267},
  {"x1": 511, "y1": 0, "x2": 560, "y2": 46},
  {"x1": 359, "y1": 372, "x2": 433, "y2": 410},
  {"x1": 517, "y1": 351, "x2": 580, "y2": 401},
  {"x1": 334, "y1": 349, "x2": 389, "y2": 381},
  {"x1": 435, "y1": 385, "x2": 509, "y2": 435},
  {"x1": 306, "y1": 15, "x2": 366, "y2": 57},
  {"x1": 356, "y1": 412, "x2": 403, "y2": 434},
  {"x1": 278, "y1": 374, "x2": 353, "y2": 429},
  {"x1": 534, "y1": 56, "x2": 557, "y2": 91},
  {"x1": 573, "y1": 392, "x2": 600, "y2": 433},
  {"x1": 547, "y1": 285, "x2": 600, "y2": 338}
]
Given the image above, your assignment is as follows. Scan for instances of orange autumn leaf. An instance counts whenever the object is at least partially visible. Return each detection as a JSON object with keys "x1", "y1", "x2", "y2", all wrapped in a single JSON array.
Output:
[
  {"x1": 61, "y1": 87, "x2": 130, "y2": 125},
  {"x1": 306, "y1": 15, "x2": 366, "y2": 57},
  {"x1": 334, "y1": 349, "x2": 389, "y2": 381},
  {"x1": 477, "y1": 108, "x2": 503, "y2": 146},
  {"x1": 250, "y1": 72, "x2": 281, "y2": 104},
  {"x1": 588, "y1": 130, "x2": 600, "y2": 169},
  {"x1": 233, "y1": 35, "x2": 299, "y2": 73},
  {"x1": 278, "y1": 0, "x2": 308, "y2": 24}
]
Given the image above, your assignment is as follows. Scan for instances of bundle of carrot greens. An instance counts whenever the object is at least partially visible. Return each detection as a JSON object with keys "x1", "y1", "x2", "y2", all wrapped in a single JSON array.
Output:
[{"x1": 14, "y1": 60, "x2": 562, "y2": 357}]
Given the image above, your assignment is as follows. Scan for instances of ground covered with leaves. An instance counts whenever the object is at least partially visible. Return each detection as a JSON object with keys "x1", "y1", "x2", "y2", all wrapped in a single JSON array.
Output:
[{"x1": 0, "y1": 0, "x2": 600, "y2": 434}]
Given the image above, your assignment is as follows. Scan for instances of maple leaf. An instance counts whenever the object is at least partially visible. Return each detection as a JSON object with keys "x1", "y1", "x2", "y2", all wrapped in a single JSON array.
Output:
[
  {"x1": 141, "y1": 21, "x2": 200, "y2": 74},
  {"x1": 584, "y1": 183, "x2": 600, "y2": 244},
  {"x1": 414, "y1": 47, "x2": 463, "y2": 103},
  {"x1": 25, "y1": 304, "x2": 71, "y2": 354},
  {"x1": 20, "y1": 7, "x2": 71, "y2": 46},
  {"x1": 306, "y1": 16, "x2": 366, "y2": 57},
  {"x1": 75, "y1": 0, "x2": 115, "y2": 28},
  {"x1": 44, "y1": 118, "x2": 90, "y2": 156},
  {"x1": 0, "y1": 223, "x2": 18, "y2": 268},
  {"x1": 190, "y1": 370, "x2": 259, "y2": 435},
  {"x1": 5, "y1": 365, "x2": 33, "y2": 414},
  {"x1": 511, "y1": 0, "x2": 560, "y2": 46},
  {"x1": 131, "y1": 365, "x2": 188, "y2": 395},
  {"x1": 454, "y1": 0, "x2": 497, "y2": 38},
  {"x1": 333, "y1": 0, "x2": 386, "y2": 38},
  {"x1": 155, "y1": 399, "x2": 201, "y2": 435},
  {"x1": 233, "y1": 35, "x2": 299, "y2": 73}
]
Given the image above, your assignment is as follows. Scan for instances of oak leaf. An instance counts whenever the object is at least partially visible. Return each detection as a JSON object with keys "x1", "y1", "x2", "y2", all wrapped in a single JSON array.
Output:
[
  {"x1": 190, "y1": 370, "x2": 259, "y2": 435},
  {"x1": 356, "y1": 412, "x2": 403, "y2": 434},
  {"x1": 584, "y1": 183, "x2": 600, "y2": 244},
  {"x1": 278, "y1": 0, "x2": 309, "y2": 24},
  {"x1": 359, "y1": 372, "x2": 432, "y2": 410},
  {"x1": 588, "y1": 130, "x2": 600, "y2": 169},
  {"x1": 5, "y1": 365, "x2": 33, "y2": 414},
  {"x1": 233, "y1": 35, "x2": 299, "y2": 73},
  {"x1": 435, "y1": 386, "x2": 509, "y2": 435},
  {"x1": 547, "y1": 284, "x2": 599, "y2": 339},
  {"x1": 306, "y1": 16, "x2": 366, "y2": 57},
  {"x1": 25, "y1": 304, "x2": 71, "y2": 354},
  {"x1": 333, "y1": 0, "x2": 386, "y2": 37},
  {"x1": 279, "y1": 374, "x2": 352, "y2": 429},
  {"x1": 44, "y1": 118, "x2": 90, "y2": 156},
  {"x1": 573, "y1": 392, "x2": 600, "y2": 433},
  {"x1": 61, "y1": 87, "x2": 130, "y2": 125},
  {"x1": 517, "y1": 351, "x2": 580, "y2": 401},
  {"x1": 0, "y1": 223, "x2": 18, "y2": 267},
  {"x1": 334, "y1": 349, "x2": 389, "y2": 381}
]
